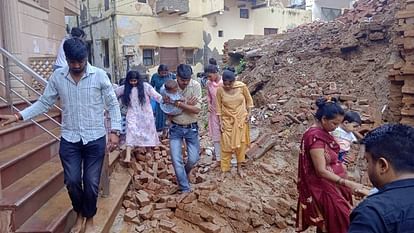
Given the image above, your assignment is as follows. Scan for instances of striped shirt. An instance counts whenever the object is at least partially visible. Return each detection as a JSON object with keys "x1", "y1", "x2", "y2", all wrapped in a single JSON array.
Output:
[{"x1": 20, "y1": 64, "x2": 121, "y2": 144}]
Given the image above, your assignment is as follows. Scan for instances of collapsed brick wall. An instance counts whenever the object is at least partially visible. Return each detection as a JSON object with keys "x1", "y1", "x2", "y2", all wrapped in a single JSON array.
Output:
[{"x1": 389, "y1": 0, "x2": 414, "y2": 125}]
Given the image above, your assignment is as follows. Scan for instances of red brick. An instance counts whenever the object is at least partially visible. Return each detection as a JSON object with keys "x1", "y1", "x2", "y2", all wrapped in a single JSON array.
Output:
[
  {"x1": 199, "y1": 209, "x2": 214, "y2": 222},
  {"x1": 216, "y1": 196, "x2": 228, "y2": 208},
  {"x1": 263, "y1": 213, "x2": 275, "y2": 225},
  {"x1": 175, "y1": 209, "x2": 190, "y2": 221},
  {"x1": 146, "y1": 181, "x2": 161, "y2": 191},
  {"x1": 122, "y1": 200, "x2": 137, "y2": 209},
  {"x1": 182, "y1": 193, "x2": 198, "y2": 204},
  {"x1": 198, "y1": 222, "x2": 221, "y2": 233},
  {"x1": 159, "y1": 219, "x2": 176, "y2": 230},
  {"x1": 268, "y1": 198, "x2": 291, "y2": 217},
  {"x1": 275, "y1": 214, "x2": 288, "y2": 229},
  {"x1": 167, "y1": 200, "x2": 177, "y2": 208},
  {"x1": 171, "y1": 226, "x2": 185, "y2": 233},
  {"x1": 155, "y1": 202, "x2": 167, "y2": 209},
  {"x1": 262, "y1": 203, "x2": 276, "y2": 215},
  {"x1": 135, "y1": 191, "x2": 151, "y2": 206},
  {"x1": 123, "y1": 210, "x2": 137, "y2": 222},
  {"x1": 189, "y1": 212, "x2": 203, "y2": 225},
  {"x1": 139, "y1": 204, "x2": 154, "y2": 220}
]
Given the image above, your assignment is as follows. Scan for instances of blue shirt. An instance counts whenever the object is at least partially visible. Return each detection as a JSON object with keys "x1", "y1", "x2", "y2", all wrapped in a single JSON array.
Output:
[
  {"x1": 349, "y1": 178, "x2": 414, "y2": 233},
  {"x1": 20, "y1": 64, "x2": 121, "y2": 144}
]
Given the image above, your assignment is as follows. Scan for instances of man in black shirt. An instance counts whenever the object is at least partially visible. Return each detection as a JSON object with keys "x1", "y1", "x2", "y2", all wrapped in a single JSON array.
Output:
[{"x1": 349, "y1": 124, "x2": 414, "y2": 233}]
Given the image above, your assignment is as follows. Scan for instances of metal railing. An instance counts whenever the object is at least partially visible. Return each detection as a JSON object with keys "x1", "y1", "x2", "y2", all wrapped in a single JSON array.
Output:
[
  {"x1": 0, "y1": 47, "x2": 111, "y2": 196},
  {"x1": 0, "y1": 47, "x2": 61, "y2": 141}
]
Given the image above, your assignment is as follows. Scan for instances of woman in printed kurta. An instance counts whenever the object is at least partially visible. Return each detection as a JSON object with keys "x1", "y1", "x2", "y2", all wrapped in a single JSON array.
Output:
[
  {"x1": 115, "y1": 70, "x2": 162, "y2": 163},
  {"x1": 150, "y1": 64, "x2": 176, "y2": 132},
  {"x1": 216, "y1": 70, "x2": 253, "y2": 179},
  {"x1": 205, "y1": 65, "x2": 223, "y2": 162},
  {"x1": 296, "y1": 97, "x2": 368, "y2": 233}
]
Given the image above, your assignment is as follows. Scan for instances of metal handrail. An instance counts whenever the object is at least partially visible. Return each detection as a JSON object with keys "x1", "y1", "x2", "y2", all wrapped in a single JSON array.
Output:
[
  {"x1": 0, "y1": 47, "x2": 61, "y2": 141},
  {"x1": 0, "y1": 96, "x2": 60, "y2": 141},
  {"x1": 0, "y1": 80, "x2": 62, "y2": 127},
  {"x1": 0, "y1": 63, "x2": 62, "y2": 112},
  {"x1": 0, "y1": 47, "x2": 48, "y2": 86}
]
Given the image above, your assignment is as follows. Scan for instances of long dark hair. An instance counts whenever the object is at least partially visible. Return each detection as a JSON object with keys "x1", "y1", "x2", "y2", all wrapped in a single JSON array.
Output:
[
  {"x1": 122, "y1": 70, "x2": 146, "y2": 106},
  {"x1": 314, "y1": 97, "x2": 344, "y2": 121}
]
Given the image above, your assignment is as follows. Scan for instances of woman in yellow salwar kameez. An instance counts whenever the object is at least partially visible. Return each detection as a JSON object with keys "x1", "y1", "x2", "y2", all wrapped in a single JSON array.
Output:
[{"x1": 216, "y1": 70, "x2": 254, "y2": 180}]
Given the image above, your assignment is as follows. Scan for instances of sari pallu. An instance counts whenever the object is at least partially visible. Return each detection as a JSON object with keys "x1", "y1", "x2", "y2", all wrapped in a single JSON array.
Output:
[{"x1": 296, "y1": 127, "x2": 353, "y2": 233}]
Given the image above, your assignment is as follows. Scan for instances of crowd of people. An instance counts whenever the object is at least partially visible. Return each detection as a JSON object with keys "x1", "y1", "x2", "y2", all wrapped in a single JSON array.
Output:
[{"x1": 0, "y1": 27, "x2": 414, "y2": 233}]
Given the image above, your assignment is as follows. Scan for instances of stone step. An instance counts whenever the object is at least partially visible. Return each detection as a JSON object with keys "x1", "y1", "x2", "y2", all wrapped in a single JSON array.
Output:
[
  {"x1": 0, "y1": 127, "x2": 60, "y2": 189},
  {"x1": 0, "y1": 156, "x2": 64, "y2": 230},
  {"x1": 15, "y1": 170, "x2": 131, "y2": 233},
  {"x1": 0, "y1": 112, "x2": 60, "y2": 152}
]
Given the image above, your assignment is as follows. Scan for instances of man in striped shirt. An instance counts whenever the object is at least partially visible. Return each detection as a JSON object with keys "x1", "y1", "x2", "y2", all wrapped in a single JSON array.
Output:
[{"x1": 0, "y1": 37, "x2": 121, "y2": 233}]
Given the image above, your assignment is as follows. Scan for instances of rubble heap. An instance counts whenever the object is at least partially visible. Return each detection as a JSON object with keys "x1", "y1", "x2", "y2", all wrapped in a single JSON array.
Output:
[
  {"x1": 120, "y1": 136, "x2": 299, "y2": 233},
  {"x1": 233, "y1": 0, "x2": 398, "y2": 134},
  {"x1": 389, "y1": 1, "x2": 414, "y2": 125},
  {"x1": 120, "y1": 0, "x2": 406, "y2": 232}
]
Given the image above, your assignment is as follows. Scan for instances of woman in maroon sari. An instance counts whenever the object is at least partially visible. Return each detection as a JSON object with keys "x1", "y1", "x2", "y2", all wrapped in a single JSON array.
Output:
[{"x1": 296, "y1": 97, "x2": 368, "y2": 233}]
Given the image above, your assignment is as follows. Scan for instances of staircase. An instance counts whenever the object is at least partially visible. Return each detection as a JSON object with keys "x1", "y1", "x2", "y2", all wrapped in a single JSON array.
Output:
[
  {"x1": 0, "y1": 48, "x2": 131, "y2": 233},
  {"x1": 0, "y1": 102, "x2": 130, "y2": 233}
]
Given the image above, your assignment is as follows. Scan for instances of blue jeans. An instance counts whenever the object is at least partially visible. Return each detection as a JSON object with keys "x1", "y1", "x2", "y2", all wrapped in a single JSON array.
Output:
[
  {"x1": 169, "y1": 123, "x2": 200, "y2": 192},
  {"x1": 59, "y1": 136, "x2": 106, "y2": 218}
]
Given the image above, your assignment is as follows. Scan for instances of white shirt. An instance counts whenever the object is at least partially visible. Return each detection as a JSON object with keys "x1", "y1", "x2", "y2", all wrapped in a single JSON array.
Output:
[
  {"x1": 54, "y1": 35, "x2": 70, "y2": 67},
  {"x1": 20, "y1": 64, "x2": 122, "y2": 144},
  {"x1": 331, "y1": 126, "x2": 358, "y2": 152}
]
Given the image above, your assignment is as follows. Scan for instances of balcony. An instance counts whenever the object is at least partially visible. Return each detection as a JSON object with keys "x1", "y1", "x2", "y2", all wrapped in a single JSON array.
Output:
[{"x1": 156, "y1": 0, "x2": 189, "y2": 16}]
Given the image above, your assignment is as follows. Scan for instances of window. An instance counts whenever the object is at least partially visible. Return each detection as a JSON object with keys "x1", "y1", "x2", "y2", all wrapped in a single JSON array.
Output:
[
  {"x1": 86, "y1": 41, "x2": 93, "y2": 64},
  {"x1": 184, "y1": 49, "x2": 195, "y2": 65},
  {"x1": 321, "y1": 7, "x2": 341, "y2": 21},
  {"x1": 102, "y1": 40, "x2": 110, "y2": 68},
  {"x1": 143, "y1": 49, "x2": 154, "y2": 66},
  {"x1": 264, "y1": 28, "x2": 278, "y2": 35},
  {"x1": 104, "y1": 0, "x2": 110, "y2": 11},
  {"x1": 240, "y1": 9, "x2": 249, "y2": 19},
  {"x1": 137, "y1": 0, "x2": 147, "y2": 3},
  {"x1": 218, "y1": 30, "x2": 224, "y2": 37}
]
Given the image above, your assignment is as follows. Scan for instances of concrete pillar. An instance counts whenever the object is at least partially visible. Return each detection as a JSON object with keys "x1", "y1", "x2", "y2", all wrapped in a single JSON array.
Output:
[{"x1": 0, "y1": 0, "x2": 28, "y2": 100}]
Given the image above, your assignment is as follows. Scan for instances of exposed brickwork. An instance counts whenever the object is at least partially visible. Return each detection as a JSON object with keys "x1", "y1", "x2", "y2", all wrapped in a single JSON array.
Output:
[{"x1": 389, "y1": 0, "x2": 414, "y2": 125}]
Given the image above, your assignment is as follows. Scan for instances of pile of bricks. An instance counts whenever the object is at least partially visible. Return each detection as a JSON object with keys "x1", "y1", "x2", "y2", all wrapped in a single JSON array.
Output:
[
  {"x1": 196, "y1": 187, "x2": 296, "y2": 232},
  {"x1": 121, "y1": 139, "x2": 225, "y2": 232},
  {"x1": 338, "y1": 0, "x2": 394, "y2": 24},
  {"x1": 389, "y1": 0, "x2": 414, "y2": 125},
  {"x1": 121, "y1": 135, "x2": 301, "y2": 232},
  {"x1": 225, "y1": 0, "x2": 398, "y2": 139}
]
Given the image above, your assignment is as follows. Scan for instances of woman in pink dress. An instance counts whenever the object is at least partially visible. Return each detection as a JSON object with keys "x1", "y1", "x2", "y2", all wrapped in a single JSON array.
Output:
[
  {"x1": 205, "y1": 64, "x2": 222, "y2": 163},
  {"x1": 115, "y1": 70, "x2": 163, "y2": 163}
]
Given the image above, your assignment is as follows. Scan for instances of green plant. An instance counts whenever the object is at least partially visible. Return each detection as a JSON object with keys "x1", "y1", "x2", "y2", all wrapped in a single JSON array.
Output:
[{"x1": 235, "y1": 58, "x2": 246, "y2": 75}]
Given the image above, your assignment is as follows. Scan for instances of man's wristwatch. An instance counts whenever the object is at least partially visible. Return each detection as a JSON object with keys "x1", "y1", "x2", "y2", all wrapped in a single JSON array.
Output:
[{"x1": 110, "y1": 130, "x2": 121, "y2": 136}]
